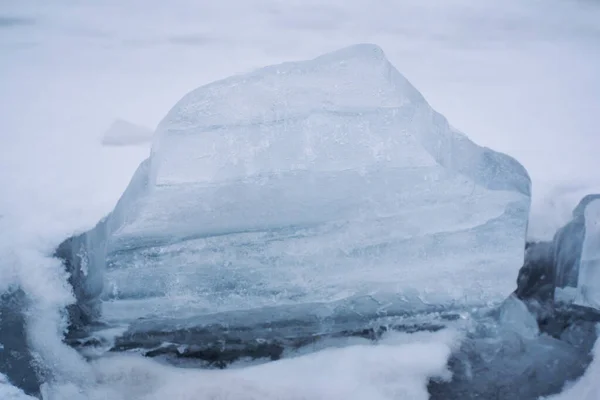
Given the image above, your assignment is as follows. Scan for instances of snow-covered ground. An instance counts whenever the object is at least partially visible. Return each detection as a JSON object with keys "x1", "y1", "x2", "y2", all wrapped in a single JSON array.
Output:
[{"x1": 1, "y1": 0, "x2": 600, "y2": 399}]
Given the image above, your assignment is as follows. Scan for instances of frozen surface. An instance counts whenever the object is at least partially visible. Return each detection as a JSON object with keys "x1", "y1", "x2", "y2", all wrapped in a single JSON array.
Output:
[
  {"x1": 101, "y1": 119, "x2": 154, "y2": 146},
  {"x1": 67, "y1": 45, "x2": 532, "y2": 333}
]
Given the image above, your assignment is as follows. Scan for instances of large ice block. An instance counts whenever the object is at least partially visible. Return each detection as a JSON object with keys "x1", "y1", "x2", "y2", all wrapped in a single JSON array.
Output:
[
  {"x1": 61, "y1": 44, "x2": 531, "y2": 342},
  {"x1": 576, "y1": 199, "x2": 600, "y2": 308}
]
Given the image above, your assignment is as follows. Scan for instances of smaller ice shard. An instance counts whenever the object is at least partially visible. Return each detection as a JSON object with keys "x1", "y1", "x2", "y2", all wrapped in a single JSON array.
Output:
[
  {"x1": 553, "y1": 194, "x2": 600, "y2": 307},
  {"x1": 101, "y1": 119, "x2": 153, "y2": 146},
  {"x1": 517, "y1": 194, "x2": 600, "y2": 311}
]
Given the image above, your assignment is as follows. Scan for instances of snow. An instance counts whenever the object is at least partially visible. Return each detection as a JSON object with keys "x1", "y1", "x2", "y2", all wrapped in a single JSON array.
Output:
[
  {"x1": 101, "y1": 119, "x2": 154, "y2": 146},
  {"x1": 0, "y1": 0, "x2": 600, "y2": 398},
  {"x1": 498, "y1": 294, "x2": 539, "y2": 339}
]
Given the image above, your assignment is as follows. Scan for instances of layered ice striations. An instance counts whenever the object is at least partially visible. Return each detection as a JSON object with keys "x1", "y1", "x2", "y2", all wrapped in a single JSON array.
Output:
[
  {"x1": 62, "y1": 44, "x2": 531, "y2": 340},
  {"x1": 552, "y1": 194, "x2": 600, "y2": 309}
]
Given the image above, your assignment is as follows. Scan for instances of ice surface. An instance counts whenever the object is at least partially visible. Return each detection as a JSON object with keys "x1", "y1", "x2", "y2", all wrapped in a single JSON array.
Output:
[
  {"x1": 63, "y1": 44, "x2": 531, "y2": 342},
  {"x1": 101, "y1": 119, "x2": 154, "y2": 146},
  {"x1": 498, "y1": 294, "x2": 539, "y2": 339}
]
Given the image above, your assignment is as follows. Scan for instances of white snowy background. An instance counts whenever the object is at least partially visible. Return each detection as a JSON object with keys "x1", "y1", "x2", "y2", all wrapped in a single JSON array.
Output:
[{"x1": 1, "y1": 0, "x2": 599, "y2": 399}]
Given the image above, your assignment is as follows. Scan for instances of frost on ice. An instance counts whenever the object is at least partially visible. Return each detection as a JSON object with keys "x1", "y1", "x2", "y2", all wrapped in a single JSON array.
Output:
[{"x1": 59, "y1": 44, "x2": 531, "y2": 356}]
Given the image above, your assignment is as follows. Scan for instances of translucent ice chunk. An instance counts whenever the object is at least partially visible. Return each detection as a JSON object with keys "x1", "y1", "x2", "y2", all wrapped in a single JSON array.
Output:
[
  {"x1": 60, "y1": 44, "x2": 531, "y2": 343},
  {"x1": 498, "y1": 294, "x2": 539, "y2": 339}
]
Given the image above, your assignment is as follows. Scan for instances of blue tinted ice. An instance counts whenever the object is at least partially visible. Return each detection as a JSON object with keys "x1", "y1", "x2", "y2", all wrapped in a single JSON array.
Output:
[{"x1": 71, "y1": 44, "x2": 531, "y2": 333}]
